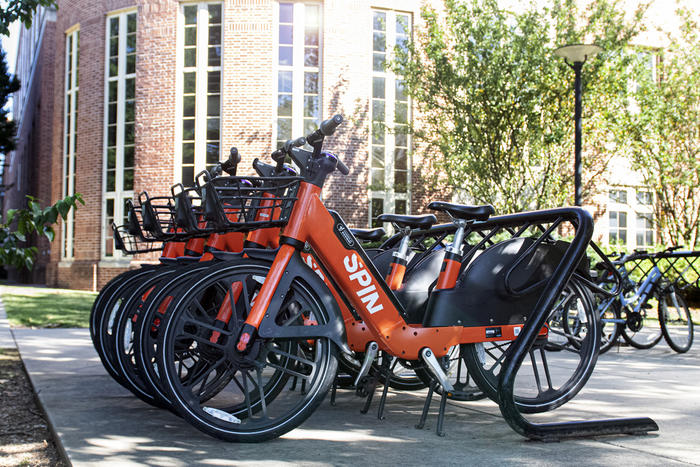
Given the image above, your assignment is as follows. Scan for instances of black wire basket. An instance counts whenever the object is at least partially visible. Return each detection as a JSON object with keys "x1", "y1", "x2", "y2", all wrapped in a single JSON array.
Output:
[
  {"x1": 204, "y1": 175, "x2": 302, "y2": 232},
  {"x1": 138, "y1": 192, "x2": 192, "y2": 241},
  {"x1": 112, "y1": 222, "x2": 163, "y2": 255}
]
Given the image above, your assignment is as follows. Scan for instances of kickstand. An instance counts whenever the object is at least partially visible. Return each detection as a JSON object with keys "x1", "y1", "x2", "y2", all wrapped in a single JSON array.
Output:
[
  {"x1": 416, "y1": 380, "x2": 436, "y2": 430},
  {"x1": 359, "y1": 377, "x2": 377, "y2": 414},
  {"x1": 330, "y1": 379, "x2": 337, "y2": 406},
  {"x1": 436, "y1": 390, "x2": 447, "y2": 437},
  {"x1": 376, "y1": 354, "x2": 395, "y2": 420}
]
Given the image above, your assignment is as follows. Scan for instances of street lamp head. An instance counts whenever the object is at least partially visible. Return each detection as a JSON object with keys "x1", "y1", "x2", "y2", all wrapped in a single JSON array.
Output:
[{"x1": 554, "y1": 44, "x2": 602, "y2": 64}]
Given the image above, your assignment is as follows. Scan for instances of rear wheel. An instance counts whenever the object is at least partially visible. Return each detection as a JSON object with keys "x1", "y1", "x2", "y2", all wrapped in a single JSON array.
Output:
[
  {"x1": 158, "y1": 261, "x2": 338, "y2": 442},
  {"x1": 659, "y1": 289, "x2": 694, "y2": 353},
  {"x1": 462, "y1": 277, "x2": 599, "y2": 413}
]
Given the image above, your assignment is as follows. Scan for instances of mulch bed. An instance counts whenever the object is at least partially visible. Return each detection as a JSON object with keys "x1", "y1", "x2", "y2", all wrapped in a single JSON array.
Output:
[{"x1": 0, "y1": 348, "x2": 66, "y2": 467}]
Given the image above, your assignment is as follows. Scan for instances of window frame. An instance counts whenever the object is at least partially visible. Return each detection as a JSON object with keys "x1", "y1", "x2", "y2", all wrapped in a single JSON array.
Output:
[
  {"x1": 174, "y1": 1, "x2": 224, "y2": 186},
  {"x1": 101, "y1": 9, "x2": 137, "y2": 260},
  {"x1": 62, "y1": 26, "x2": 79, "y2": 261},
  {"x1": 369, "y1": 9, "x2": 412, "y2": 228},
  {"x1": 272, "y1": 1, "x2": 323, "y2": 149}
]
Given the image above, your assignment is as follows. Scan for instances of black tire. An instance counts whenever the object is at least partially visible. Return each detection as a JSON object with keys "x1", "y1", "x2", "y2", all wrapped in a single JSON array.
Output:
[
  {"x1": 113, "y1": 266, "x2": 196, "y2": 409},
  {"x1": 158, "y1": 260, "x2": 338, "y2": 442},
  {"x1": 659, "y1": 289, "x2": 694, "y2": 353},
  {"x1": 133, "y1": 262, "x2": 219, "y2": 408},
  {"x1": 94, "y1": 266, "x2": 167, "y2": 386},
  {"x1": 462, "y1": 277, "x2": 599, "y2": 413},
  {"x1": 599, "y1": 301, "x2": 622, "y2": 354},
  {"x1": 620, "y1": 301, "x2": 663, "y2": 349},
  {"x1": 89, "y1": 266, "x2": 157, "y2": 354}
]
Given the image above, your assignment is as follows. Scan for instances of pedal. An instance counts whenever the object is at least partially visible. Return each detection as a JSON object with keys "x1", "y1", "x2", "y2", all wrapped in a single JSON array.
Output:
[
  {"x1": 353, "y1": 341, "x2": 379, "y2": 387},
  {"x1": 420, "y1": 347, "x2": 454, "y2": 393},
  {"x1": 355, "y1": 375, "x2": 376, "y2": 398}
]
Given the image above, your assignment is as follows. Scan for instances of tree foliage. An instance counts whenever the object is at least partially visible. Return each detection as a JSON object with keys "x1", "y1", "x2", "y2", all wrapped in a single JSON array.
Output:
[
  {"x1": 394, "y1": 0, "x2": 646, "y2": 213},
  {"x1": 1, "y1": 194, "x2": 84, "y2": 270},
  {"x1": 0, "y1": 0, "x2": 57, "y2": 36},
  {"x1": 623, "y1": 7, "x2": 700, "y2": 247},
  {"x1": 0, "y1": 47, "x2": 20, "y2": 154}
]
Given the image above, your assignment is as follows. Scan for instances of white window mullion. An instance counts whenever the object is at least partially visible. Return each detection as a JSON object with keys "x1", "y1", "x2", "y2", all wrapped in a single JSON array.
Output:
[
  {"x1": 194, "y1": 3, "x2": 208, "y2": 173},
  {"x1": 115, "y1": 16, "x2": 126, "y2": 207},
  {"x1": 291, "y1": 3, "x2": 305, "y2": 137}
]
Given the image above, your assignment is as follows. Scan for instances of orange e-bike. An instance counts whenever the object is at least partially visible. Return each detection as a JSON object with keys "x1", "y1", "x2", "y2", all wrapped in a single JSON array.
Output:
[{"x1": 155, "y1": 116, "x2": 658, "y2": 442}]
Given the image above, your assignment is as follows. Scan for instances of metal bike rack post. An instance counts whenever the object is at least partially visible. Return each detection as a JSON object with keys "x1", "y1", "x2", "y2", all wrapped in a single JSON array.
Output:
[{"x1": 497, "y1": 207, "x2": 659, "y2": 441}]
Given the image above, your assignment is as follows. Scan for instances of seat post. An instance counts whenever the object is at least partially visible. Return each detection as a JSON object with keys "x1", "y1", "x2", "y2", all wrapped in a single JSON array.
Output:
[
  {"x1": 385, "y1": 226, "x2": 412, "y2": 290},
  {"x1": 435, "y1": 217, "x2": 470, "y2": 290}
]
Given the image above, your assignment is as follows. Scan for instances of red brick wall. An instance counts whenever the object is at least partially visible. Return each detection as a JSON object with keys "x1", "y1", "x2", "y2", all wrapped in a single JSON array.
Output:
[{"x1": 32, "y1": 0, "x2": 433, "y2": 289}]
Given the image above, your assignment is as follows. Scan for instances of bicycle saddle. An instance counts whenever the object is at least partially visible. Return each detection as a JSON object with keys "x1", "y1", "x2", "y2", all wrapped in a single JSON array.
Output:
[
  {"x1": 376, "y1": 213, "x2": 436, "y2": 229},
  {"x1": 427, "y1": 201, "x2": 494, "y2": 221},
  {"x1": 350, "y1": 227, "x2": 385, "y2": 242}
]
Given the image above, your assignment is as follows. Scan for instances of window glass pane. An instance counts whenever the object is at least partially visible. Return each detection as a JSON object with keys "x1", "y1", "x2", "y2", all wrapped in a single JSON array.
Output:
[
  {"x1": 277, "y1": 118, "x2": 291, "y2": 141},
  {"x1": 183, "y1": 95, "x2": 195, "y2": 117},
  {"x1": 305, "y1": 28, "x2": 318, "y2": 46},
  {"x1": 207, "y1": 118, "x2": 220, "y2": 140},
  {"x1": 107, "y1": 147, "x2": 116, "y2": 170},
  {"x1": 279, "y1": 24, "x2": 293, "y2": 44},
  {"x1": 371, "y1": 198, "x2": 384, "y2": 228},
  {"x1": 279, "y1": 3, "x2": 293, "y2": 23},
  {"x1": 395, "y1": 102, "x2": 408, "y2": 123},
  {"x1": 304, "y1": 47, "x2": 318, "y2": 67},
  {"x1": 373, "y1": 77, "x2": 385, "y2": 99},
  {"x1": 185, "y1": 27, "x2": 196, "y2": 46},
  {"x1": 278, "y1": 71, "x2": 292, "y2": 93},
  {"x1": 110, "y1": 18, "x2": 119, "y2": 37},
  {"x1": 305, "y1": 5, "x2": 319, "y2": 25},
  {"x1": 208, "y1": 71, "x2": 220, "y2": 93},
  {"x1": 372, "y1": 146, "x2": 384, "y2": 168},
  {"x1": 126, "y1": 54, "x2": 135, "y2": 74},
  {"x1": 184, "y1": 72, "x2": 196, "y2": 93},
  {"x1": 209, "y1": 25, "x2": 221, "y2": 45},
  {"x1": 182, "y1": 143, "x2": 194, "y2": 164},
  {"x1": 110, "y1": 37, "x2": 118, "y2": 57},
  {"x1": 279, "y1": 46, "x2": 293, "y2": 66},
  {"x1": 185, "y1": 48, "x2": 196, "y2": 67},
  {"x1": 304, "y1": 95, "x2": 319, "y2": 118},
  {"x1": 109, "y1": 57, "x2": 118, "y2": 76},
  {"x1": 126, "y1": 34, "x2": 136, "y2": 54},
  {"x1": 206, "y1": 142, "x2": 219, "y2": 165},
  {"x1": 373, "y1": 53, "x2": 385, "y2": 72},
  {"x1": 395, "y1": 148, "x2": 407, "y2": 170},
  {"x1": 372, "y1": 100, "x2": 385, "y2": 122},
  {"x1": 619, "y1": 212, "x2": 627, "y2": 227},
  {"x1": 208, "y1": 46, "x2": 221, "y2": 66},
  {"x1": 125, "y1": 100, "x2": 135, "y2": 122},
  {"x1": 124, "y1": 146, "x2": 134, "y2": 167},
  {"x1": 395, "y1": 171, "x2": 407, "y2": 192},
  {"x1": 609, "y1": 211, "x2": 618, "y2": 228},
  {"x1": 183, "y1": 119, "x2": 195, "y2": 140},
  {"x1": 123, "y1": 169, "x2": 134, "y2": 191},
  {"x1": 207, "y1": 95, "x2": 220, "y2": 117},
  {"x1": 127, "y1": 13, "x2": 136, "y2": 33},
  {"x1": 125, "y1": 78, "x2": 135, "y2": 99},
  {"x1": 184, "y1": 6, "x2": 197, "y2": 25},
  {"x1": 209, "y1": 4, "x2": 221, "y2": 24},
  {"x1": 278, "y1": 95, "x2": 292, "y2": 116},
  {"x1": 395, "y1": 199, "x2": 406, "y2": 215},
  {"x1": 304, "y1": 72, "x2": 318, "y2": 93},
  {"x1": 373, "y1": 32, "x2": 386, "y2": 52},
  {"x1": 373, "y1": 12, "x2": 386, "y2": 31},
  {"x1": 124, "y1": 123, "x2": 135, "y2": 145},
  {"x1": 182, "y1": 166, "x2": 194, "y2": 187},
  {"x1": 107, "y1": 171, "x2": 116, "y2": 192}
]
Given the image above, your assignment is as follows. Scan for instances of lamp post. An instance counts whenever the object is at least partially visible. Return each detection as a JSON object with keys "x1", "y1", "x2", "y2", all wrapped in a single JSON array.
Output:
[{"x1": 554, "y1": 44, "x2": 602, "y2": 207}]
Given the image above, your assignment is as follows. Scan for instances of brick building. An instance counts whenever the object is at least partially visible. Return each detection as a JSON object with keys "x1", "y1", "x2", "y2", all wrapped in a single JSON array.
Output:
[
  {"x1": 6, "y1": 0, "x2": 439, "y2": 289},
  {"x1": 4, "y1": 1, "x2": 697, "y2": 289}
]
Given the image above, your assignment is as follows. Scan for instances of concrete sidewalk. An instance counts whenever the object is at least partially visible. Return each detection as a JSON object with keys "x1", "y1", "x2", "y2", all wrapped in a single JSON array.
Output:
[{"x1": 9, "y1": 326, "x2": 700, "y2": 466}]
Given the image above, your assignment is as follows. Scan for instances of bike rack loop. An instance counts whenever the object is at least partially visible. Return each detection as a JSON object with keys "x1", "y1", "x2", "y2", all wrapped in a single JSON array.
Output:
[{"x1": 497, "y1": 207, "x2": 659, "y2": 441}]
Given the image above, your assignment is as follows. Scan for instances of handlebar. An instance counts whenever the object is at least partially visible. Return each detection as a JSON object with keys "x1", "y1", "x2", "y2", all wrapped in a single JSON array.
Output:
[{"x1": 307, "y1": 115, "x2": 343, "y2": 145}]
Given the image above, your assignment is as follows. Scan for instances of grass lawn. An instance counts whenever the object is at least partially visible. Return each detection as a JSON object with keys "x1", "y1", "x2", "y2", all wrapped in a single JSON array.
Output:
[{"x1": 0, "y1": 285, "x2": 96, "y2": 328}]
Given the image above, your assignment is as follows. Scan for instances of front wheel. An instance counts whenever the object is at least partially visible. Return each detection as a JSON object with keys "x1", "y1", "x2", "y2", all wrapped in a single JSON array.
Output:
[
  {"x1": 659, "y1": 289, "x2": 694, "y2": 353},
  {"x1": 158, "y1": 260, "x2": 338, "y2": 442}
]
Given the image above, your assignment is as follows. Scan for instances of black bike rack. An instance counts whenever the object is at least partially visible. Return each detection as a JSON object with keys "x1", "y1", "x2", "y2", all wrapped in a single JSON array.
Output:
[{"x1": 496, "y1": 207, "x2": 659, "y2": 441}]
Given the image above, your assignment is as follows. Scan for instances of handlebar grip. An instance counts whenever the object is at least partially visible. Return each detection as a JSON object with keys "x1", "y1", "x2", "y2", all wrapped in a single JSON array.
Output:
[
  {"x1": 337, "y1": 159, "x2": 350, "y2": 175},
  {"x1": 319, "y1": 115, "x2": 343, "y2": 136},
  {"x1": 284, "y1": 136, "x2": 306, "y2": 152},
  {"x1": 271, "y1": 149, "x2": 286, "y2": 164},
  {"x1": 221, "y1": 147, "x2": 240, "y2": 175}
]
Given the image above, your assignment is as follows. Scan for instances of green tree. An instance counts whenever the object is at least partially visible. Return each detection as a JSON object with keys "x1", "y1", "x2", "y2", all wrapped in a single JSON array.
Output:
[
  {"x1": 1, "y1": 194, "x2": 84, "y2": 269},
  {"x1": 0, "y1": 47, "x2": 20, "y2": 156},
  {"x1": 624, "y1": 7, "x2": 700, "y2": 247},
  {"x1": 394, "y1": 0, "x2": 646, "y2": 213},
  {"x1": 0, "y1": 0, "x2": 57, "y2": 36}
]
